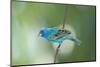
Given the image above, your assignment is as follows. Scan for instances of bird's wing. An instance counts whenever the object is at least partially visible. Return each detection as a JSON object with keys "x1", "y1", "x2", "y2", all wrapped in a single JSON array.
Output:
[{"x1": 48, "y1": 29, "x2": 70, "y2": 40}]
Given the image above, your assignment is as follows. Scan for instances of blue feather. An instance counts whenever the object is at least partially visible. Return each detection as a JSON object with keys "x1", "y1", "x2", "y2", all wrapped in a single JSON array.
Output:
[{"x1": 39, "y1": 27, "x2": 80, "y2": 45}]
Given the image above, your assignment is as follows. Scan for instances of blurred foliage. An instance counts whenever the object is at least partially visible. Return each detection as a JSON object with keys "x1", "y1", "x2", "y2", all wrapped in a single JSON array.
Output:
[{"x1": 12, "y1": 0, "x2": 96, "y2": 65}]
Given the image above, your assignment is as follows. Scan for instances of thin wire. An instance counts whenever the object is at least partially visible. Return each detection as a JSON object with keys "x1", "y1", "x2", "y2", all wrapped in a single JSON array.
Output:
[
  {"x1": 62, "y1": 5, "x2": 67, "y2": 29},
  {"x1": 54, "y1": 43, "x2": 62, "y2": 63},
  {"x1": 54, "y1": 5, "x2": 68, "y2": 63}
]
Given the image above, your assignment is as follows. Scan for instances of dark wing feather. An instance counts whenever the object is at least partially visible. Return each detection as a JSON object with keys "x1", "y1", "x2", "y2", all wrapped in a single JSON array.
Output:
[{"x1": 50, "y1": 29, "x2": 71, "y2": 40}]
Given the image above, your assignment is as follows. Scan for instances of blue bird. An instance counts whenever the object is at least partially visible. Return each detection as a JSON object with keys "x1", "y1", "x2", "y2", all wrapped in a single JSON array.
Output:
[{"x1": 39, "y1": 27, "x2": 80, "y2": 45}]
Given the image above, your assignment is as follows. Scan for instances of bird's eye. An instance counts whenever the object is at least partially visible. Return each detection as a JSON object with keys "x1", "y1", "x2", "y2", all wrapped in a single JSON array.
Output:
[{"x1": 40, "y1": 30, "x2": 43, "y2": 33}]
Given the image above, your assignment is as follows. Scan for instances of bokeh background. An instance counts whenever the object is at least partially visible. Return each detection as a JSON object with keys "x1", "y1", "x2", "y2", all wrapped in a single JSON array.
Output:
[{"x1": 11, "y1": 0, "x2": 96, "y2": 65}]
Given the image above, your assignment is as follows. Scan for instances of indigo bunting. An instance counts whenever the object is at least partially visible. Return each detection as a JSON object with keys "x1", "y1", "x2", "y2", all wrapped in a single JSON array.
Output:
[{"x1": 39, "y1": 27, "x2": 80, "y2": 45}]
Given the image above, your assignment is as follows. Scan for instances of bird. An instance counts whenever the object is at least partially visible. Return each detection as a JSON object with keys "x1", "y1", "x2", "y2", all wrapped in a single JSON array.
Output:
[{"x1": 39, "y1": 27, "x2": 80, "y2": 45}]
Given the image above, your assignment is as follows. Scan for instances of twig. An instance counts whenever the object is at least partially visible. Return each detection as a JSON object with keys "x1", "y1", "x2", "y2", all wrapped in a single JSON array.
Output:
[
  {"x1": 54, "y1": 43, "x2": 62, "y2": 63},
  {"x1": 62, "y1": 5, "x2": 68, "y2": 29},
  {"x1": 54, "y1": 5, "x2": 68, "y2": 63}
]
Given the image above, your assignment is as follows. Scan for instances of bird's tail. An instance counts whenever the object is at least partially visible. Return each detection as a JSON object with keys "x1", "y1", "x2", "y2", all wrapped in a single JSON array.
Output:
[{"x1": 70, "y1": 38, "x2": 81, "y2": 45}]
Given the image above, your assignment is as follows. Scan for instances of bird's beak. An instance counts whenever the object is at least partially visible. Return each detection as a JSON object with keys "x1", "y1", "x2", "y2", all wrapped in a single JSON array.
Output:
[
  {"x1": 38, "y1": 33, "x2": 40, "y2": 37},
  {"x1": 38, "y1": 32, "x2": 41, "y2": 37}
]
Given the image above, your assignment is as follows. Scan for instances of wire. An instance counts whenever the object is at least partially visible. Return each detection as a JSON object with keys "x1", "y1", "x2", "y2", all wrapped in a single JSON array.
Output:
[{"x1": 62, "y1": 5, "x2": 68, "y2": 29}]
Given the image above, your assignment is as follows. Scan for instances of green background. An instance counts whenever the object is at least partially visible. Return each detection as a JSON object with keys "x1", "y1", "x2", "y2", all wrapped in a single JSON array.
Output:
[{"x1": 12, "y1": 1, "x2": 96, "y2": 65}]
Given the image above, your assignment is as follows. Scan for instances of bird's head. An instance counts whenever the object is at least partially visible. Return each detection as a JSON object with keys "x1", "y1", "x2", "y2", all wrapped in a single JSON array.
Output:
[{"x1": 39, "y1": 28, "x2": 49, "y2": 38}]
